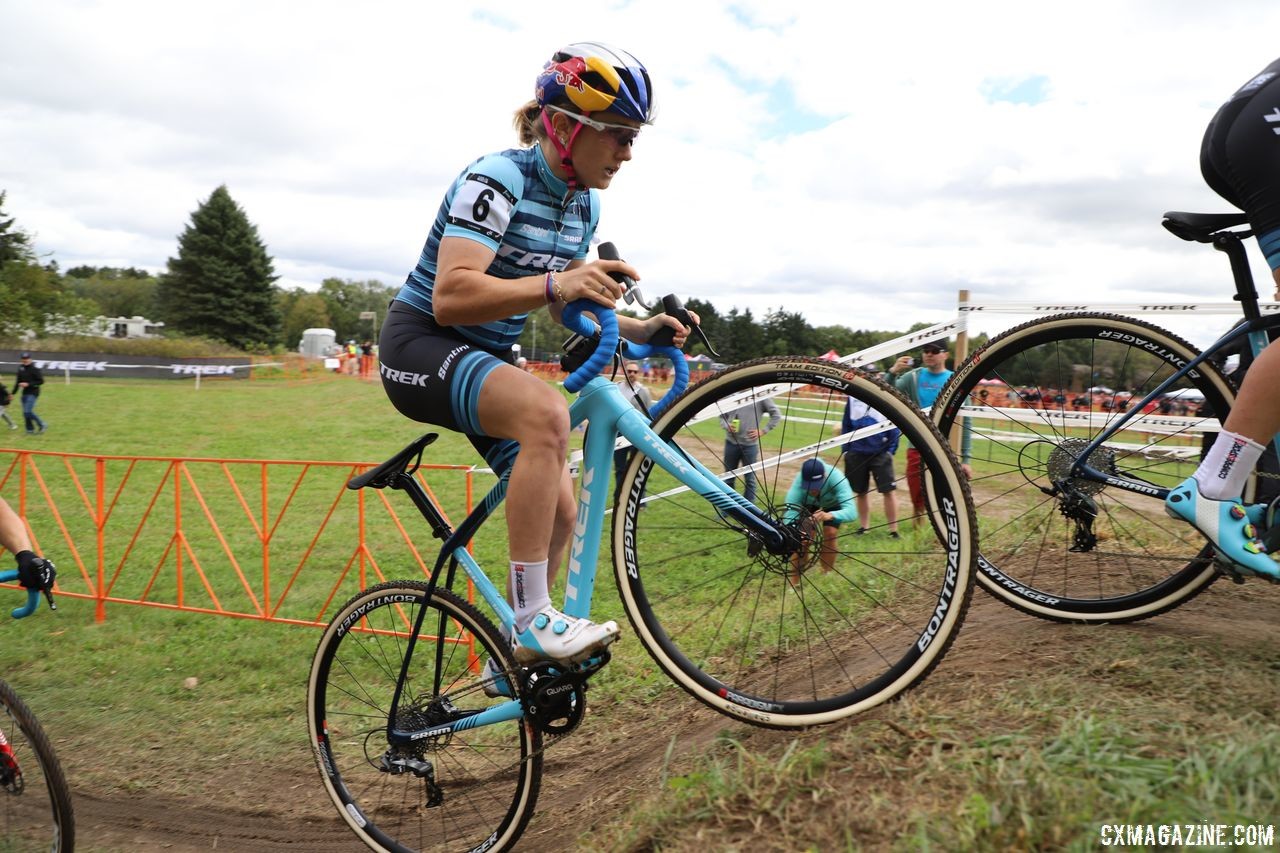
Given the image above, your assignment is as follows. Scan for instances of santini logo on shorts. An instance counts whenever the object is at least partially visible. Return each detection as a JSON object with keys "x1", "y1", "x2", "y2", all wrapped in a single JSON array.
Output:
[{"x1": 380, "y1": 363, "x2": 428, "y2": 387}]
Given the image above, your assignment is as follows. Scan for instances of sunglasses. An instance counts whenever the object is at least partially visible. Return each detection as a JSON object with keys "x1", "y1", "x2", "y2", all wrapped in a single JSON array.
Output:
[
  {"x1": 546, "y1": 104, "x2": 641, "y2": 147},
  {"x1": 921, "y1": 348, "x2": 944, "y2": 355},
  {"x1": 626, "y1": 369, "x2": 640, "y2": 375}
]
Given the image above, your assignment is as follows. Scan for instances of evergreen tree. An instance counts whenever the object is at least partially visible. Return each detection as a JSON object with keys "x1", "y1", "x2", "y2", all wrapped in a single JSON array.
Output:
[
  {"x1": 0, "y1": 190, "x2": 33, "y2": 263},
  {"x1": 156, "y1": 185, "x2": 281, "y2": 349}
]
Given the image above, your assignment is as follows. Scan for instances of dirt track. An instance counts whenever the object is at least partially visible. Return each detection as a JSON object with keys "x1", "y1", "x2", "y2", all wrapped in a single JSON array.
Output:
[{"x1": 70, "y1": 577, "x2": 1280, "y2": 852}]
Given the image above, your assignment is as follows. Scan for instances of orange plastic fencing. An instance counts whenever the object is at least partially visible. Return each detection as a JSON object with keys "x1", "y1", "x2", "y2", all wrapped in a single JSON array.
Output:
[{"x1": 0, "y1": 448, "x2": 481, "y2": 628}]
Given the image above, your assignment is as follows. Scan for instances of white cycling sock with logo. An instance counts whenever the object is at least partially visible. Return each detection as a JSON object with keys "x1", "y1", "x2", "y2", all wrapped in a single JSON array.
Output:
[
  {"x1": 509, "y1": 559, "x2": 551, "y2": 634},
  {"x1": 1194, "y1": 430, "x2": 1265, "y2": 500}
]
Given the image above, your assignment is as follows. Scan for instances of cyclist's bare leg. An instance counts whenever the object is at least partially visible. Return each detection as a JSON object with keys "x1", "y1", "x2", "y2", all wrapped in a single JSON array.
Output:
[{"x1": 476, "y1": 366, "x2": 569, "y2": 563}]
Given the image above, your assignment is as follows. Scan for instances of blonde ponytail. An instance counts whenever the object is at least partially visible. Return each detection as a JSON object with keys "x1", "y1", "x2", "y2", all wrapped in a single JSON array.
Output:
[{"x1": 512, "y1": 100, "x2": 544, "y2": 146}]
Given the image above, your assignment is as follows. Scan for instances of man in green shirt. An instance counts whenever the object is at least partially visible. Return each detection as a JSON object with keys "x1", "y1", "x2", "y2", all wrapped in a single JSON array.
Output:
[{"x1": 781, "y1": 458, "x2": 858, "y2": 581}]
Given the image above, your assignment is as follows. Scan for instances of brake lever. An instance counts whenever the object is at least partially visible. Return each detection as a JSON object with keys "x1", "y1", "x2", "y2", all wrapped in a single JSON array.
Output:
[
  {"x1": 597, "y1": 241, "x2": 652, "y2": 311},
  {"x1": 648, "y1": 293, "x2": 719, "y2": 357}
]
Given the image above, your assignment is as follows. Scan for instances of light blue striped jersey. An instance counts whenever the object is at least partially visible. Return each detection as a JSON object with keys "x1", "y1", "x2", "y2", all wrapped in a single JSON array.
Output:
[{"x1": 394, "y1": 145, "x2": 600, "y2": 349}]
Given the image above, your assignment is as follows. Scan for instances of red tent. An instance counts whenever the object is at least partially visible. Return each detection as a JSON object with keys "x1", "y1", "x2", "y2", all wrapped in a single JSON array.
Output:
[{"x1": 819, "y1": 349, "x2": 841, "y2": 361}]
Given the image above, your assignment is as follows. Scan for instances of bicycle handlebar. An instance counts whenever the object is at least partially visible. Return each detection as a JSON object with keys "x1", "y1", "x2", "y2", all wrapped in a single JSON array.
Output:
[
  {"x1": 620, "y1": 339, "x2": 687, "y2": 417},
  {"x1": 561, "y1": 302, "x2": 621, "y2": 393},
  {"x1": 560, "y1": 299, "x2": 692, "y2": 417},
  {"x1": 0, "y1": 569, "x2": 53, "y2": 619}
]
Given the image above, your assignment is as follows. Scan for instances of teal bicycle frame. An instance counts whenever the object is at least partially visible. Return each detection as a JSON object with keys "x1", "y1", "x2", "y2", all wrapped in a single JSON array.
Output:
[{"x1": 380, "y1": 307, "x2": 786, "y2": 746}]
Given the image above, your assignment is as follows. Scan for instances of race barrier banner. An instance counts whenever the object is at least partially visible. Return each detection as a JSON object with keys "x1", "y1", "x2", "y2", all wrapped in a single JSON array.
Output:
[
  {"x1": 0, "y1": 351, "x2": 280, "y2": 381},
  {"x1": 957, "y1": 300, "x2": 1280, "y2": 316}
]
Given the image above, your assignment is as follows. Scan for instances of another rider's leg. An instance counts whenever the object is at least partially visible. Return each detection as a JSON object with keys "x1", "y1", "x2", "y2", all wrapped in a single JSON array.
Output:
[
  {"x1": 545, "y1": 466, "x2": 576, "y2": 586},
  {"x1": 1166, "y1": 277, "x2": 1280, "y2": 578}
]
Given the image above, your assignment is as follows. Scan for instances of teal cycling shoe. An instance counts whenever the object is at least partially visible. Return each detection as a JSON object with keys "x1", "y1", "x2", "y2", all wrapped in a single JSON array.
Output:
[{"x1": 1165, "y1": 476, "x2": 1279, "y2": 580}]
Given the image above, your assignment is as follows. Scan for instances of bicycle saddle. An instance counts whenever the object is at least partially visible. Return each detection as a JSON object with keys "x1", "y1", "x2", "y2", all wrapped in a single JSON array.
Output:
[
  {"x1": 348, "y1": 433, "x2": 438, "y2": 490},
  {"x1": 1162, "y1": 211, "x2": 1250, "y2": 242}
]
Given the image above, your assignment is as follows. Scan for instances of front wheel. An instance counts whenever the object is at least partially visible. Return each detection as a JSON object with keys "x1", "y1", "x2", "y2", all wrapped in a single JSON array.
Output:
[
  {"x1": 308, "y1": 582, "x2": 541, "y2": 853},
  {"x1": 613, "y1": 357, "x2": 977, "y2": 728},
  {"x1": 0, "y1": 678, "x2": 75, "y2": 852},
  {"x1": 933, "y1": 313, "x2": 1238, "y2": 623}
]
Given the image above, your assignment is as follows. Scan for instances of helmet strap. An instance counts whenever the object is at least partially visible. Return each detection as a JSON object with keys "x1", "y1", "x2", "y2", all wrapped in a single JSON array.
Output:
[{"x1": 542, "y1": 110, "x2": 587, "y2": 197}]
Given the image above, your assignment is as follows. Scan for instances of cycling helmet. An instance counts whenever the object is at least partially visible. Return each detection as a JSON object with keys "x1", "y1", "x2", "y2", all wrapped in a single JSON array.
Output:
[{"x1": 536, "y1": 42, "x2": 653, "y2": 124}]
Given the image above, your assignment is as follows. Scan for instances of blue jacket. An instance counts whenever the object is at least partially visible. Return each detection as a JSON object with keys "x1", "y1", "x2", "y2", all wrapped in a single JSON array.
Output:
[{"x1": 841, "y1": 399, "x2": 900, "y2": 456}]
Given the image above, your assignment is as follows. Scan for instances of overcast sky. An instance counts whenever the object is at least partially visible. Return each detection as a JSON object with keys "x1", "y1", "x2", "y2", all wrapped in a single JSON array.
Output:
[{"x1": 4, "y1": 0, "x2": 1280, "y2": 347}]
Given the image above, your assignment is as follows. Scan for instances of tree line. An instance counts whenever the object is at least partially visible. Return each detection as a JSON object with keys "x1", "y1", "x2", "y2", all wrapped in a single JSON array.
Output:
[{"x1": 1, "y1": 186, "x2": 948, "y2": 362}]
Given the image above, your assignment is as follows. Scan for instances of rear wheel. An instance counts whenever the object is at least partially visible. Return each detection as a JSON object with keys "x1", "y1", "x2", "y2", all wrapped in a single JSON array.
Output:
[
  {"x1": 933, "y1": 313, "x2": 1238, "y2": 622},
  {"x1": 308, "y1": 581, "x2": 540, "y2": 853},
  {"x1": 0, "y1": 678, "x2": 75, "y2": 852},
  {"x1": 613, "y1": 356, "x2": 977, "y2": 728}
]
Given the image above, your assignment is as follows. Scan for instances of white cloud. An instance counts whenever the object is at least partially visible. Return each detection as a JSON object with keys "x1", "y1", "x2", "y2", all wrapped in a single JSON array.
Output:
[{"x1": 3, "y1": 0, "x2": 1279, "y2": 348}]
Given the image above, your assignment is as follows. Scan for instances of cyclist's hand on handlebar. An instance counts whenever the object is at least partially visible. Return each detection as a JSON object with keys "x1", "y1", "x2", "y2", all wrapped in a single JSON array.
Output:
[
  {"x1": 555, "y1": 261, "x2": 641, "y2": 308},
  {"x1": 635, "y1": 308, "x2": 700, "y2": 349},
  {"x1": 15, "y1": 551, "x2": 55, "y2": 593}
]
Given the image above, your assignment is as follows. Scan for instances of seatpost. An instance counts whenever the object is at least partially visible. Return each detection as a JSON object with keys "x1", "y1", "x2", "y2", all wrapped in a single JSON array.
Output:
[{"x1": 1215, "y1": 232, "x2": 1262, "y2": 321}]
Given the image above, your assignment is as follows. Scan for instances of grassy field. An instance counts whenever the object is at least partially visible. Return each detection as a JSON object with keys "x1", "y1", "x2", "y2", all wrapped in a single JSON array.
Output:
[{"x1": 0, "y1": 373, "x2": 1276, "y2": 851}]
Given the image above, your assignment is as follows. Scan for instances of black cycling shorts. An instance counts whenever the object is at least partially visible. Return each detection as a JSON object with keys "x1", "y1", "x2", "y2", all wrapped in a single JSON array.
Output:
[
  {"x1": 378, "y1": 302, "x2": 519, "y2": 475},
  {"x1": 1201, "y1": 58, "x2": 1280, "y2": 264}
]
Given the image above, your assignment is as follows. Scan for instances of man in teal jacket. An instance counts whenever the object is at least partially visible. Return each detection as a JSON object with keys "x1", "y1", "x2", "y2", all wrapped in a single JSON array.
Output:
[{"x1": 781, "y1": 458, "x2": 858, "y2": 580}]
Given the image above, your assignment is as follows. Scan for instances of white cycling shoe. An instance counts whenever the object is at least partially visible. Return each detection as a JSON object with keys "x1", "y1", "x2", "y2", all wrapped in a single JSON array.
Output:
[{"x1": 511, "y1": 606, "x2": 620, "y2": 665}]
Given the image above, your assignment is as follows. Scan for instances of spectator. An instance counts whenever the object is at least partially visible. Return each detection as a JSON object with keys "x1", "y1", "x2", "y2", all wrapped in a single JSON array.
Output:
[
  {"x1": 888, "y1": 342, "x2": 971, "y2": 523},
  {"x1": 13, "y1": 353, "x2": 45, "y2": 435},
  {"x1": 780, "y1": 458, "x2": 858, "y2": 581},
  {"x1": 840, "y1": 398, "x2": 901, "y2": 538},
  {"x1": 613, "y1": 361, "x2": 652, "y2": 503},
  {"x1": 359, "y1": 340, "x2": 375, "y2": 378},
  {"x1": 0, "y1": 383, "x2": 17, "y2": 430},
  {"x1": 515, "y1": 356, "x2": 530, "y2": 372},
  {"x1": 719, "y1": 389, "x2": 782, "y2": 505}
]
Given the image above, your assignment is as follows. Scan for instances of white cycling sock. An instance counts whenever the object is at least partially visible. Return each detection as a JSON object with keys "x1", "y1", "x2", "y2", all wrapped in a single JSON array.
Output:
[
  {"x1": 509, "y1": 559, "x2": 551, "y2": 634},
  {"x1": 1194, "y1": 430, "x2": 1265, "y2": 500}
]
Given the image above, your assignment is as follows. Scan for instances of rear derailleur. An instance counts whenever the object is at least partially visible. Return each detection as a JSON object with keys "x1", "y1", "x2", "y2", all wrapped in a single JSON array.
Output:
[{"x1": 1053, "y1": 481, "x2": 1099, "y2": 553}]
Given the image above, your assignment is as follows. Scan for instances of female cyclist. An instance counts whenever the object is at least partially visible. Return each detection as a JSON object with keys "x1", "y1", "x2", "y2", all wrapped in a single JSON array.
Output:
[
  {"x1": 1166, "y1": 57, "x2": 1280, "y2": 581},
  {"x1": 378, "y1": 42, "x2": 695, "y2": 664}
]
